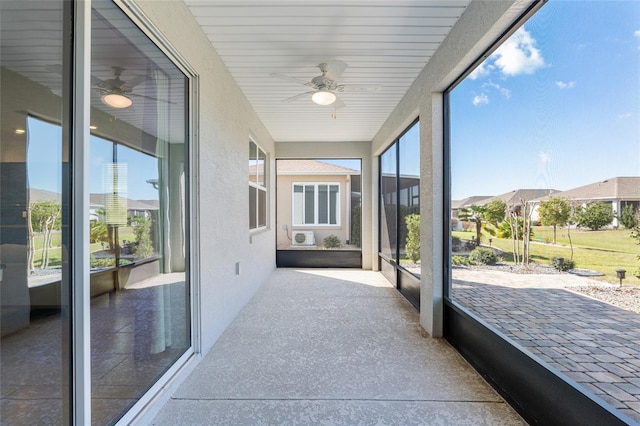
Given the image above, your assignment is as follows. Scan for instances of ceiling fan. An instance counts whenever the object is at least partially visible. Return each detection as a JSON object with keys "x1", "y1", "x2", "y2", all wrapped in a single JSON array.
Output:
[
  {"x1": 94, "y1": 66, "x2": 148, "y2": 108},
  {"x1": 271, "y1": 60, "x2": 381, "y2": 108}
]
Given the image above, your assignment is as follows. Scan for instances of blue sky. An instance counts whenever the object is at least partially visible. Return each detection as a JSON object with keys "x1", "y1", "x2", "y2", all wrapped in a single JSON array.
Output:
[
  {"x1": 28, "y1": 118, "x2": 159, "y2": 200},
  {"x1": 27, "y1": 1, "x2": 639, "y2": 202},
  {"x1": 450, "y1": 0, "x2": 640, "y2": 200}
]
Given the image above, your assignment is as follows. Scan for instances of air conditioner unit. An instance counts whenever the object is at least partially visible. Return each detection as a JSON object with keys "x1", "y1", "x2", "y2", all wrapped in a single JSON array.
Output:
[{"x1": 292, "y1": 231, "x2": 315, "y2": 246}]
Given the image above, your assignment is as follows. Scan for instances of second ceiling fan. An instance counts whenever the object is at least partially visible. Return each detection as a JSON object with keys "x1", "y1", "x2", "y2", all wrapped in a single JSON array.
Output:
[{"x1": 271, "y1": 60, "x2": 381, "y2": 108}]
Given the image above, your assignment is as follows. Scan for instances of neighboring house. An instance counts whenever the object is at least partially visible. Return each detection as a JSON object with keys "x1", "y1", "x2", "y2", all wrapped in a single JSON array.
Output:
[
  {"x1": 454, "y1": 190, "x2": 557, "y2": 224},
  {"x1": 539, "y1": 177, "x2": 640, "y2": 227},
  {"x1": 276, "y1": 160, "x2": 360, "y2": 249},
  {"x1": 451, "y1": 196, "x2": 493, "y2": 230}
]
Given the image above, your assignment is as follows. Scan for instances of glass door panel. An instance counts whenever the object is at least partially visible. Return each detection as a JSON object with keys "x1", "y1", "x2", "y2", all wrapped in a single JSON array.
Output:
[
  {"x1": 1, "y1": 1, "x2": 70, "y2": 424},
  {"x1": 89, "y1": 2, "x2": 190, "y2": 424}
]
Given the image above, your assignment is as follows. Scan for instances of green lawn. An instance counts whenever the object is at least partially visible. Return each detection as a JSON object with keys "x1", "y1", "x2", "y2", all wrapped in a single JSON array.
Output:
[
  {"x1": 32, "y1": 227, "x2": 135, "y2": 269},
  {"x1": 453, "y1": 227, "x2": 640, "y2": 286}
]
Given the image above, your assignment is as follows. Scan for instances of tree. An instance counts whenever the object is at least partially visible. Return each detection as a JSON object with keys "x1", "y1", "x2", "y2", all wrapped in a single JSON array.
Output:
[
  {"x1": 405, "y1": 214, "x2": 420, "y2": 263},
  {"x1": 632, "y1": 225, "x2": 640, "y2": 278},
  {"x1": 29, "y1": 201, "x2": 62, "y2": 270},
  {"x1": 131, "y1": 216, "x2": 154, "y2": 259},
  {"x1": 620, "y1": 204, "x2": 639, "y2": 229},
  {"x1": 90, "y1": 220, "x2": 108, "y2": 244},
  {"x1": 574, "y1": 203, "x2": 614, "y2": 230},
  {"x1": 539, "y1": 197, "x2": 572, "y2": 244},
  {"x1": 458, "y1": 200, "x2": 505, "y2": 246}
]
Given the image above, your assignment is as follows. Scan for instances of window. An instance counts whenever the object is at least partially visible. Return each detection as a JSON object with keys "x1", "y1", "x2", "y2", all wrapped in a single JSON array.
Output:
[
  {"x1": 249, "y1": 140, "x2": 267, "y2": 230},
  {"x1": 447, "y1": 0, "x2": 640, "y2": 420},
  {"x1": 379, "y1": 120, "x2": 420, "y2": 272},
  {"x1": 293, "y1": 183, "x2": 340, "y2": 226}
]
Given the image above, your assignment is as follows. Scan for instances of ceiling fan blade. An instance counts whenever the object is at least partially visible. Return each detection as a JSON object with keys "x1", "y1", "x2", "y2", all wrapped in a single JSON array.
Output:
[
  {"x1": 333, "y1": 94, "x2": 346, "y2": 109},
  {"x1": 282, "y1": 91, "x2": 315, "y2": 103},
  {"x1": 337, "y1": 84, "x2": 382, "y2": 93},
  {"x1": 129, "y1": 93, "x2": 177, "y2": 104},
  {"x1": 324, "y1": 60, "x2": 347, "y2": 80},
  {"x1": 270, "y1": 73, "x2": 312, "y2": 87},
  {"x1": 126, "y1": 75, "x2": 148, "y2": 88}
]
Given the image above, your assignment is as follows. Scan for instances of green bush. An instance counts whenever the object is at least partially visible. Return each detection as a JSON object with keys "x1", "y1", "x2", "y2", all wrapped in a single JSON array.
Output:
[
  {"x1": 323, "y1": 235, "x2": 341, "y2": 248},
  {"x1": 405, "y1": 213, "x2": 420, "y2": 262},
  {"x1": 620, "y1": 204, "x2": 639, "y2": 229},
  {"x1": 452, "y1": 255, "x2": 472, "y2": 266},
  {"x1": 551, "y1": 257, "x2": 575, "y2": 271},
  {"x1": 131, "y1": 216, "x2": 154, "y2": 259},
  {"x1": 350, "y1": 205, "x2": 361, "y2": 247},
  {"x1": 574, "y1": 203, "x2": 614, "y2": 230},
  {"x1": 468, "y1": 247, "x2": 498, "y2": 265}
]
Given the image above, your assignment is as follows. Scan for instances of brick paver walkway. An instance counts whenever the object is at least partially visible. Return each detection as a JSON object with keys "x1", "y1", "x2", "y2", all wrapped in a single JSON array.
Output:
[{"x1": 452, "y1": 268, "x2": 640, "y2": 424}]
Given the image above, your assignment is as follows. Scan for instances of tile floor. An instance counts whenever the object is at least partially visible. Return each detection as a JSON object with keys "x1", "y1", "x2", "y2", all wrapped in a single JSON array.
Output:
[{"x1": 1, "y1": 275, "x2": 189, "y2": 425}]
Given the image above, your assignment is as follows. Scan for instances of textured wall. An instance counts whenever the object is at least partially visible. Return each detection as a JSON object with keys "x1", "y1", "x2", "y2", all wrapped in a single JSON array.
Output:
[{"x1": 134, "y1": 0, "x2": 277, "y2": 354}]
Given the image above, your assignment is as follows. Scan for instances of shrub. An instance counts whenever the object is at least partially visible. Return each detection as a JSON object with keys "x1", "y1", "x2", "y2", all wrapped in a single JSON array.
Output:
[
  {"x1": 323, "y1": 235, "x2": 341, "y2": 248},
  {"x1": 451, "y1": 236, "x2": 462, "y2": 252},
  {"x1": 452, "y1": 255, "x2": 472, "y2": 266},
  {"x1": 351, "y1": 205, "x2": 361, "y2": 247},
  {"x1": 405, "y1": 214, "x2": 420, "y2": 262},
  {"x1": 468, "y1": 247, "x2": 498, "y2": 265},
  {"x1": 551, "y1": 257, "x2": 575, "y2": 271},
  {"x1": 620, "y1": 204, "x2": 639, "y2": 229},
  {"x1": 131, "y1": 216, "x2": 154, "y2": 259},
  {"x1": 574, "y1": 203, "x2": 614, "y2": 230}
]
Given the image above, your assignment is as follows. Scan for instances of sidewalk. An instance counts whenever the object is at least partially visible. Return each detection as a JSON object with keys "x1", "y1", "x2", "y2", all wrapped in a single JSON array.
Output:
[
  {"x1": 452, "y1": 267, "x2": 640, "y2": 423},
  {"x1": 151, "y1": 268, "x2": 524, "y2": 425}
]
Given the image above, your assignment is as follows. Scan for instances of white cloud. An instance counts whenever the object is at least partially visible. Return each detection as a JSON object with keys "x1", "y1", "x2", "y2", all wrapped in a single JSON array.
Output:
[
  {"x1": 634, "y1": 30, "x2": 640, "y2": 37},
  {"x1": 484, "y1": 81, "x2": 511, "y2": 99},
  {"x1": 472, "y1": 94, "x2": 489, "y2": 106},
  {"x1": 469, "y1": 62, "x2": 492, "y2": 80},
  {"x1": 555, "y1": 81, "x2": 575, "y2": 89},
  {"x1": 492, "y1": 28, "x2": 545, "y2": 76},
  {"x1": 618, "y1": 112, "x2": 633, "y2": 120}
]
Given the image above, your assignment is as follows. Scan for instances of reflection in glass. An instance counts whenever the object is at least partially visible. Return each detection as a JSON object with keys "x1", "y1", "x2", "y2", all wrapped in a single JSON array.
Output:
[
  {"x1": 1, "y1": 2, "x2": 69, "y2": 424},
  {"x1": 249, "y1": 141, "x2": 267, "y2": 230},
  {"x1": 90, "y1": 2, "x2": 190, "y2": 424},
  {"x1": 380, "y1": 143, "x2": 398, "y2": 262},
  {"x1": 398, "y1": 124, "x2": 420, "y2": 273}
]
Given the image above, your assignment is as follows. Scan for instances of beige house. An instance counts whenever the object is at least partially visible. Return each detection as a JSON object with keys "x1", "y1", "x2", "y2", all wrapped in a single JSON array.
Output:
[
  {"x1": 539, "y1": 177, "x2": 640, "y2": 227},
  {"x1": 276, "y1": 160, "x2": 360, "y2": 249}
]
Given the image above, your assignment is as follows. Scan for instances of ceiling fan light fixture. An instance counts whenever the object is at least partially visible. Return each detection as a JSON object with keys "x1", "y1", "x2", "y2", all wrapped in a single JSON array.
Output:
[
  {"x1": 312, "y1": 90, "x2": 336, "y2": 106},
  {"x1": 101, "y1": 93, "x2": 132, "y2": 108}
]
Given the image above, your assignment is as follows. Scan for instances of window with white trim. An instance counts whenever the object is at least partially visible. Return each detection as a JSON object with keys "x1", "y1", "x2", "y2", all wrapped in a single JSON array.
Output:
[
  {"x1": 292, "y1": 183, "x2": 340, "y2": 226},
  {"x1": 249, "y1": 141, "x2": 267, "y2": 230}
]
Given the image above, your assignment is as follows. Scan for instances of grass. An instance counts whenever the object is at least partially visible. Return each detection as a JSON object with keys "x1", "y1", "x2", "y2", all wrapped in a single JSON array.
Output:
[
  {"x1": 31, "y1": 227, "x2": 135, "y2": 269},
  {"x1": 453, "y1": 227, "x2": 640, "y2": 286}
]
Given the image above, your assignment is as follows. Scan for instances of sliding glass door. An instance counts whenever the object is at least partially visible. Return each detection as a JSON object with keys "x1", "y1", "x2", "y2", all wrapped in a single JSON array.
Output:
[{"x1": 0, "y1": 1, "x2": 193, "y2": 424}]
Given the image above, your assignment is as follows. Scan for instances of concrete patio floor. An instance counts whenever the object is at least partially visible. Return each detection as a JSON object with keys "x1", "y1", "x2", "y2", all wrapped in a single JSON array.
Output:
[
  {"x1": 452, "y1": 267, "x2": 640, "y2": 424},
  {"x1": 151, "y1": 268, "x2": 524, "y2": 425}
]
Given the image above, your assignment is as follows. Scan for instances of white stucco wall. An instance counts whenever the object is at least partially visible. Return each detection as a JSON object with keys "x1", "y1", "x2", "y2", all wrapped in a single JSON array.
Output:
[
  {"x1": 133, "y1": 0, "x2": 277, "y2": 354},
  {"x1": 370, "y1": 0, "x2": 540, "y2": 337}
]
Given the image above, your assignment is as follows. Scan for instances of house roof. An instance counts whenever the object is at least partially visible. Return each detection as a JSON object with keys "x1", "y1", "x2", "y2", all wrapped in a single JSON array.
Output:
[
  {"x1": 482, "y1": 189, "x2": 558, "y2": 206},
  {"x1": 276, "y1": 160, "x2": 360, "y2": 175},
  {"x1": 29, "y1": 188, "x2": 61, "y2": 203},
  {"x1": 548, "y1": 177, "x2": 640, "y2": 201},
  {"x1": 451, "y1": 196, "x2": 493, "y2": 210}
]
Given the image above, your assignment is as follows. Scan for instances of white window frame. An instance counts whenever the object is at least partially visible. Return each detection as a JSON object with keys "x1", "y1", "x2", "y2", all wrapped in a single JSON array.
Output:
[
  {"x1": 292, "y1": 182, "x2": 340, "y2": 226},
  {"x1": 249, "y1": 140, "x2": 268, "y2": 231}
]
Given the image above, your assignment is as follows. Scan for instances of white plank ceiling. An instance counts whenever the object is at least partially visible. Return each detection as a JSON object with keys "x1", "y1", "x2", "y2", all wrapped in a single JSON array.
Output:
[{"x1": 185, "y1": 1, "x2": 471, "y2": 142}]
